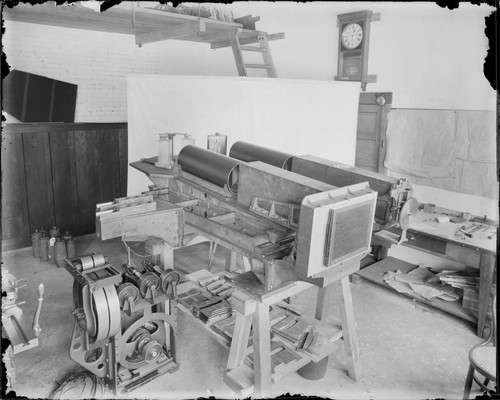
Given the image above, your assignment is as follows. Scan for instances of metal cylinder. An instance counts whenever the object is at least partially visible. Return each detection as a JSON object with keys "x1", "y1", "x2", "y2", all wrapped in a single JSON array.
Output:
[
  {"x1": 39, "y1": 235, "x2": 49, "y2": 262},
  {"x1": 48, "y1": 239, "x2": 56, "y2": 265},
  {"x1": 229, "y1": 141, "x2": 294, "y2": 170},
  {"x1": 178, "y1": 145, "x2": 240, "y2": 194},
  {"x1": 62, "y1": 231, "x2": 72, "y2": 242},
  {"x1": 32, "y1": 229, "x2": 41, "y2": 258},
  {"x1": 66, "y1": 238, "x2": 77, "y2": 259},
  {"x1": 55, "y1": 238, "x2": 67, "y2": 268},
  {"x1": 49, "y1": 226, "x2": 61, "y2": 238}
]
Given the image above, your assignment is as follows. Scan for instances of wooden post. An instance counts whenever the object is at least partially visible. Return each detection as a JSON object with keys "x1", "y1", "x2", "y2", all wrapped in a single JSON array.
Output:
[
  {"x1": 477, "y1": 253, "x2": 495, "y2": 337},
  {"x1": 339, "y1": 276, "x2": 362, "y2": 381},
  {"x1": 226, "y1": 313, "x2": 253, "y2": 370},
  {"x1": 253, "y1": 302, "x2": 272, "y2": 397},
  {"x1": 225, "y1": 250, "x2": 238, "y2": 272}
]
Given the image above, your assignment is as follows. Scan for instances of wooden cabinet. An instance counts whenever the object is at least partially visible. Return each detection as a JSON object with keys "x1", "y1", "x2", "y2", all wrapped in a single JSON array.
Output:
[
  {"x1": 355, "y1": 92, "x2": 392, "y2": 173},
  {"x1": 1, "y1": 123, "x2": 127, "y2": 251}
]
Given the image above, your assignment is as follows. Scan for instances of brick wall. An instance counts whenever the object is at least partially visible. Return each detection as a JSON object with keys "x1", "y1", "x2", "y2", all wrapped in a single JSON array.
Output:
[{"x1": 3, "y1": 21, "x2": 237, "y2": 122}]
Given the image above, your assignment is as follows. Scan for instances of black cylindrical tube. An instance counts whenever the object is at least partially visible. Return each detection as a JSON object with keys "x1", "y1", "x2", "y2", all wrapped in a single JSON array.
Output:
[
  {"x1": 178, "y1": 145, "x2": 240, "y2": 194},
  {"x1": 229, "y1": 141, "x2": 294, "y2": 170}
]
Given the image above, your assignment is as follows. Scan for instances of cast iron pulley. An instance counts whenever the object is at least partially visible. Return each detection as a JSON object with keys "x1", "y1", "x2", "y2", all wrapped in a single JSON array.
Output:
[{"x1": 117, "y1": 283, "x2": 140, "y2": 310}]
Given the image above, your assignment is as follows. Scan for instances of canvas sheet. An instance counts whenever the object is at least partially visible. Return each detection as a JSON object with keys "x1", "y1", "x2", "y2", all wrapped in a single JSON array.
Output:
[
  {"x1": 384, "y1": 109, "x2": 497, "y2": 199},
  {"x1": 126, "y1": 75, "x2": 361, "y2": 195}
]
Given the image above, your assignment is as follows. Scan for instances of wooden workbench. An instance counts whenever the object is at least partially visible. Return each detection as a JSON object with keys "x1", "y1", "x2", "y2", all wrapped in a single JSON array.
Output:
[{"x1": 358, "y1": 209, "x2": 497, "y2": 338}]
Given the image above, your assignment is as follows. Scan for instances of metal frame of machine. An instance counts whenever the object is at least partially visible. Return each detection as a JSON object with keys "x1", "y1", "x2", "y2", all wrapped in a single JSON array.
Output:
[
  {"x1": 93, "y1": 139, "x2": 416, "y2": 396},
  {"x1": 64, "y1": 253, "x2": 179, "y2": 395}
]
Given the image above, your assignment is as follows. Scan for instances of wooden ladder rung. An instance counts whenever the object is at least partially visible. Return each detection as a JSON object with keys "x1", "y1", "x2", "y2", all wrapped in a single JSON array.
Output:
[
  {"x1": 244, "y1": 63, "x2": 273, "y2": 69},
  {"x1": 240, "y1": 46, "x2": 267, "y2": 52}
]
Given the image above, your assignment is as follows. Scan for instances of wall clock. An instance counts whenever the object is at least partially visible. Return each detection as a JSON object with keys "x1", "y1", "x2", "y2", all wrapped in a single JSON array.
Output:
[{"x1": 336, "y1": 10, "x2": 379, "y2": 90}]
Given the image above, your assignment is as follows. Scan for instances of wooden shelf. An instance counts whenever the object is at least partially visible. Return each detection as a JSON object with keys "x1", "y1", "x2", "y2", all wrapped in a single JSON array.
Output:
[
  {"x1": 177, "y1": 271, "x2": 345, "y2": 395},
  {"x1": 4, "y1": 3, "x2": 284, "y2": 49},
  {"x1": 356, "y1": 257, "x2": 477, "y2": 323}
]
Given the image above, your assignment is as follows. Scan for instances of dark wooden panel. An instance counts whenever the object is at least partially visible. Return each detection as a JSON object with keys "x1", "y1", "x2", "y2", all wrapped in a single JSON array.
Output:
[
  {"x1": 22, "y1": 131, "x2": 56, "y2": 233},
  {"x1": 4, "y1": 122, "x2": 127, "y2": 134},
  {"x1": 24, "y1": 73, "x2": 52, "y2": 122},
  {"x1": 405, "y1": 231, "x2": 447, "y2": 255},
  {"x1": 52, "y1": 80, "x2": 77, "y2": 123},
  {"x1": 2, "y1": 70, "x2": 28, "y2": 121},
  {"x1": 74, "y1": 130, "x2": 100, "y2": 233},
  {"x1": 2, "y1": 123, "x2": 128, "y2": 247},
  {"x1": 359, "y1": 92, "x2": 393, "y2": 105},
  {"x1": 355, "y1": 139, "x2": 377, "y2": 166},
  {"x1": 357, "y1": 108, "x2": 378, "y2": 137},
  {"x1": 355, "y1": 92, "x2": 392, "y2": 173},
  {"x1": 94, "y1": 129, "x2": 121, "y2": 203},
  {"x1": 118, "y1": 127, "x2": 128, "y2": 196},
  {"x1": 49, "y1": 129, "x2": 79, "y2": 233},
  {"x1": 1, "y1": 133, "x2": 30, "y2": 250}
]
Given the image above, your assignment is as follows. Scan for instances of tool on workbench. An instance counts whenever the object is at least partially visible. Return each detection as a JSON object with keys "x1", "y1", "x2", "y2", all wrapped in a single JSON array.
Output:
[{"x1": 32, "y1": 284, "x2": 44, "y2": 336}]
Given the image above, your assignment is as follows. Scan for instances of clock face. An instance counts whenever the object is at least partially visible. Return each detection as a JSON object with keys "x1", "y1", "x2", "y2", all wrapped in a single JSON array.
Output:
[{"x1": 342, "y1": 23, "x2": 363, "y2": 49}]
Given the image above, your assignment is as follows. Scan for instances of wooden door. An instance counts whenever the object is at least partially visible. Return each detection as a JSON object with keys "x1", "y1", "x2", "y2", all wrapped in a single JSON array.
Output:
[{"x1": 355, "y1": 92, "x2": 392, "y2": 173}]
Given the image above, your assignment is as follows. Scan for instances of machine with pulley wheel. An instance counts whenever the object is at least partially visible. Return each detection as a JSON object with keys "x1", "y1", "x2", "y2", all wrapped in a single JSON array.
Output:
[{"x1": 64, "y1": 252, "x2": 179, "y2": 394}]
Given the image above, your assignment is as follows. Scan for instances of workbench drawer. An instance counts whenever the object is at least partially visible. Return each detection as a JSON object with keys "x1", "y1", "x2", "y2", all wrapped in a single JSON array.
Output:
[{"x1": 404, "y1": 230, "x2": 447, "y2": 255}]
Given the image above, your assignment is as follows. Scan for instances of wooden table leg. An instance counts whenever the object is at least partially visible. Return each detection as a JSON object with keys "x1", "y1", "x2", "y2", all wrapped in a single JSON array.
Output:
[
  {"x1": 225, "y1": 250, "x2": 238, "y2": 272},
  {"x1": 208, "y1": 242, "x2": 217, "y2": 271},
  {"x1": 227, "y1": 312, "x2": 252, "y2": 370},
  {"x1": 477, "y1": 253, "x2": 495, "y2": 338},
  {"x1": 253, "y1": 302, "x2": 272, "y2": 398},
  {"x1": 339, "y1": 276, "x2": 362, "y2": 381}
]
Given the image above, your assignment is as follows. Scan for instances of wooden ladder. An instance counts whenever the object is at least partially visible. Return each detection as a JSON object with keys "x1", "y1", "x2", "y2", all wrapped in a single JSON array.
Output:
[{"x1": 230, "y1": 33, "x2": 277, "y2": 78}]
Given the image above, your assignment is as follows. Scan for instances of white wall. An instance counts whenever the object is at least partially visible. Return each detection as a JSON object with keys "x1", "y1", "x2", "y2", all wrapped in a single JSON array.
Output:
[
  {"x1": 3, "y1": 2, "x2": 495, "y2": 122},
  {"x1": 127, "y1": 75, "x2": 361, "y2": 195},
  {"x1": 2, "y1": 20, "x2": 236, "y2": 122},
  {"x1": 231, "y1": 2, "x2": 496, "y2": 110}
]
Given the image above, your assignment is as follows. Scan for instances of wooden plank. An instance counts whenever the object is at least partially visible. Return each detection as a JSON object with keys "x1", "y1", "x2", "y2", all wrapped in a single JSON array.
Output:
[
  {"x1": 237, "y1": 161, "x2": 335, "y2": 207},
  {"x1": 1, "y1": 132, "x2": 30, "y2": 250},
  {"x1": 357, "y1": 109, "x2": 378, "y2": 138},
  {"x1": 211, "y1": 32, "x2": 285, "y2": 49},
  {"x1": 135, "y1": 19, "x2": 206, "y2": 45},
  {"x1": 95, "y1": 129, "x2": 121, "y2": 203},
  {"x1": 22, "y1": 130, "x2": 56, "y2": 233},
  {"x1": 49, "y1": 128, "x2": 79, "y2": 233},
  {"x1": 74, "y1": 130, "x2": 99, "y2": 233},
  {"x1": 3, "y1": 122, "x2": 127, "y2": 134},
  {"x1": 477, "y1": 252, "x2": 495, "y2": 337},
  {"x1": 355, "y1": 139, "x2": 377, "y2": 166},
  {"x1": 96, "y1": 208, "x2": 183, "y2": 247},
  {"x1": 227, "y1": 313, "x2": 253, "y2": 370},
  {"x1": 117, "y1": 127, "x2": 128, "y2": 197},
  {"x1": 252, "y1": 302, "x2": 272, "y2": 397},
  {"x1": 339, "y1": 276, "x2": 361, "y2": 380}
]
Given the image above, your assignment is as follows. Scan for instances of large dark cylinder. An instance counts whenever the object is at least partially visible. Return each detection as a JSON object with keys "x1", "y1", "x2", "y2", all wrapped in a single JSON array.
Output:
[
  {"x1": 178, "y1": 145, "x2": 240, "y2": 194},
  {"x1": 229, "y1": 141, "x2": 294, "y2": 170}
]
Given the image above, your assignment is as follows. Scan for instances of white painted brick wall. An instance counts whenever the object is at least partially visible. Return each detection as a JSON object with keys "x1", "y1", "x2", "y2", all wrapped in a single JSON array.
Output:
[{"x1": 3, "y1": 21, "x2": 236, "y2": 122}]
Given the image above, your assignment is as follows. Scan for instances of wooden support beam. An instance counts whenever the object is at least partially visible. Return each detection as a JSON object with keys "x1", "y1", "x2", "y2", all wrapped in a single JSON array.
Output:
[
  {"x1": 135, "y1": 19, "x2": 206, "y2": 45},
  {"x1": 211, "y1": 32, "x2": 285, "y2": 49}
]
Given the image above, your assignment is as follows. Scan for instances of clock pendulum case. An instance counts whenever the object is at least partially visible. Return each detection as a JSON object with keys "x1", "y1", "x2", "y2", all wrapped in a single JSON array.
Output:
[{"x1": 335, "y1": 10, "x2": 379, "y2": 91}]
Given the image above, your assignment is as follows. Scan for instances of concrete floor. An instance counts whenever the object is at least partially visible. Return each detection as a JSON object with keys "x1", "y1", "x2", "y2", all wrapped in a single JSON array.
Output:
[{"x1": 2, "y1": 234, "x2": 486, "y2": 399}]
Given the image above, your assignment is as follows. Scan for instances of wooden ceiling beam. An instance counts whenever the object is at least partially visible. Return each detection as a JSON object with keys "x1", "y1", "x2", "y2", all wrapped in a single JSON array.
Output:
[
  {"x1": 135, "y1": 19, "x2": 207, "y2": 46},
  {"x1": 211, "y1": 32, "x2": 285, "y2": 50}
]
